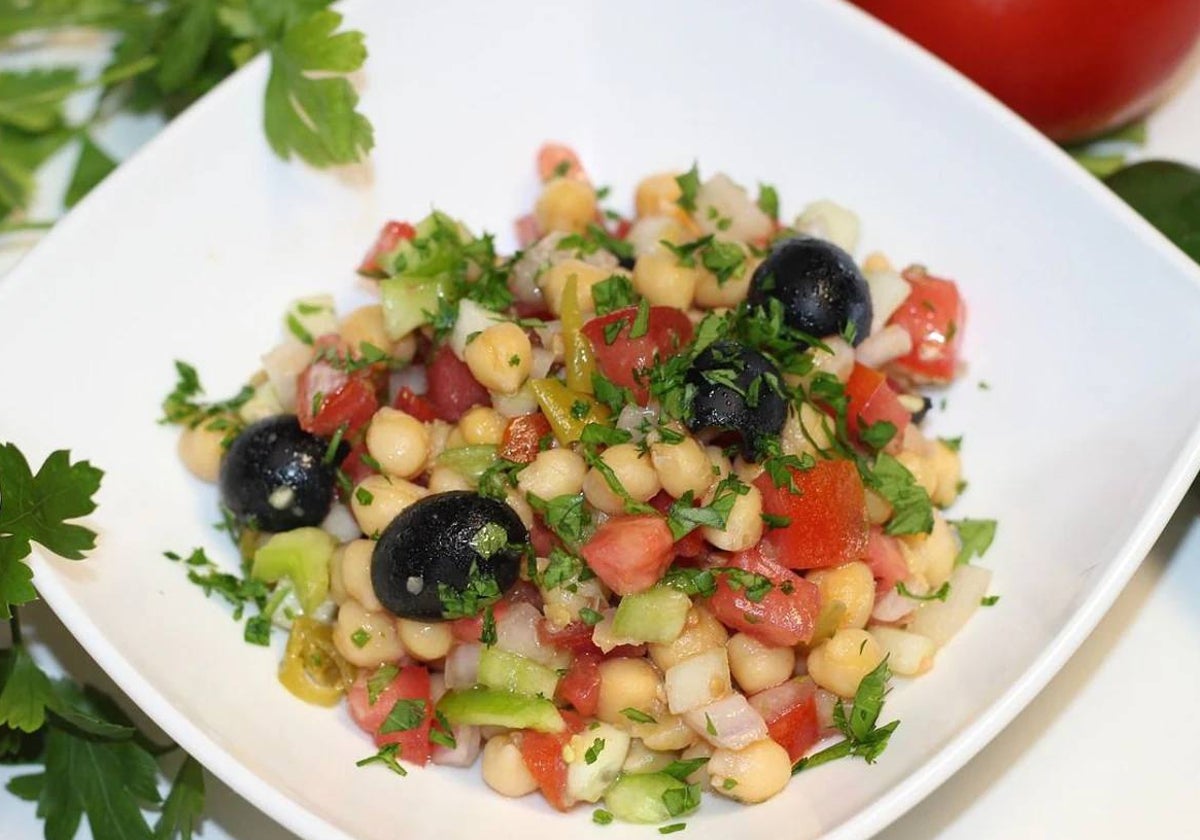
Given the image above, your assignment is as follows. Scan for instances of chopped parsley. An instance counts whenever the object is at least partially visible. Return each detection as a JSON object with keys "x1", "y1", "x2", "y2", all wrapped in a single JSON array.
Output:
[
  {"x1": 354, "y1": 486, "x2": 374, "y2": 506},
  {"x1": 438, "y1": 561, "x2": 504, "y2": 619},
  {"x1": 661, "y1": 783, "x2": 701, "y2": 818},
  {"x1": 981, "y1": 595, "x2": 1001, "y2": 607},
  {"x1": 579, "y1": 607, "x2": 604, "y2": 626},
  {"x1": 868, "y1": 454, "x2": 934, "y2": 536},
  {"x1": 592, "y1": 273, "x2": 637, "y2": 315},
  {"x1": 584, "y1": 738, "x2": 605, "y2": 764},
  {"x1": 593, "y1": 809, "x2": 614, "y2": 826},
  {"x1": 629, "y1": 297, "x2": 651, "y2": 339},
  {"x1": 350, "y1": 627, "x2": 371, "y2": 648},
  {"x1": 285, "y1": 312, "x2": 314, "y2": 345},
  {"x1": 896, "y1": 581, "x2": 951, "y2": 602},
  {"x1": 366, "y1": 665, "x2": 399, "y2": 705},
  {"x1": 480, "y1": 605, "x2": 498, "y2": 647},
  {"x1": 621, "y1": 708, "x2": 657, "y2": 724},
  {"x1": 355, "y1": 743, "x2": 407, "y2": 776},
  {"x1": 675, "y1": 163, "x2": 701, "y2": 212},
  {"x1": 469, "y1": 521, "x2": 510, "y2": 559},
  {"x1": 379, "y1": 699, "x2": 427, "y2": 734},
  {"x1": 527, "y1": 494, "x2": 592, "y2": 550},
  {"x1": 756, "y1": 182, "x2": 780, "y2": 220},
  {"x1": 952, "y1": 518, "x2": 998, "y2": 566},
  {"x1": 660, "y1": 824, "x2": 687, "y2": 835},
  {"x1": 792, "y1": 657, "x2": 899, "y2": 774},
  {"x1": 661, "y1": 757, "x2": 708, "y2": 781}
]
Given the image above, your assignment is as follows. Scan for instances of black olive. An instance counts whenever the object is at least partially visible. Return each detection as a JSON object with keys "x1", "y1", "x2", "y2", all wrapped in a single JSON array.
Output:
[
  {"x1": 616, "y1": 253, "x2": 636, "y2": 271},
  {"x1": 748, "y1": 236, "x2": 872, "y2": 346},
  {"x1": 371, "y1": 491, "x2": 528, "y2": 621},
  {"x1": 218, "y1": 415, "x2": 341, "y2": 533},
  {"x1": 910, "y1": 395, "x2": 934, "y2": 425},
  {"x1": 685, "y1": 341, "x2": 787, "y2": 459}
]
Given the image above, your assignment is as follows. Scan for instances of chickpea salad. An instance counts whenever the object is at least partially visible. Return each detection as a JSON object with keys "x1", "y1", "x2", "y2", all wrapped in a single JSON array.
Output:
[{"x1": 163, "y1": 144, "x2": 997, "y2": 827}]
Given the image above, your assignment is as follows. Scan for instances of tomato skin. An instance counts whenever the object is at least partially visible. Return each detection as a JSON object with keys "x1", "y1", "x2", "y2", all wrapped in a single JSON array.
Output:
[
  {"x1": 339, "y1": 440, "x2": 378, "y2": 488},
  {"x1": 852, "y1": 0, "x2": 1200, "y2": 142},
  {"x1": 500, "y1": 414, "x2": 552, "y2": 463},
  {"x1": 580, "y1": 515, "x2": 676, "y2": 596},
  {"x1": 519, "y1": 730, "x2": 575, "y2": 811},
  {"x1": 537, "y1": 143, "x2": 585, "y2": 182},
  {"x1": 755, "y1": 459, "x2": 869, "y2": 571},
  {"x1": 450, "y1": 601, "x2": 510, "y2": 643},
  {"x1": 425, "y1": 344, "x2": 490, "y2": 422},
  {"x1": 557, "y1": 651, "x2": 601, "y2": 716},
  {"x1": 845, "y1": 363, "x2": 910, "y2": 451},
  {"x1": 886, "y1": 270, "x2": 966, "y2": 384},
  {"x1": 580, "y1": 306, "x2": 694, "y2": 404},
  {"x1": 705, "y1": 544, "x2": 820, "y2": 647},
  {"x1": 393, "y1": 386, "x2": 438, "y2": 423},
  {"x1": 757, "y1": 681, "x2": 821, "y2": 763},
  {"x1": 865, "y1": 526, "x2": 908, "y2": 595},
  {"x1": 358, "y1": 220, "x2": 416, "y2": 278},
  {"x1": 296, "y1": 360, "x2": 380, "y2": 437},
  {"x1": 347, "y1": 665, "x2": 433, "y2": 765}
]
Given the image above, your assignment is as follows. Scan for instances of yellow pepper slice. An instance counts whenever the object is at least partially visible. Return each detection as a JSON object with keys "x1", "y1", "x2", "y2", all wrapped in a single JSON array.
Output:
[
  {"x1": 560, "y1": 273, "x2": 596, "y2": 394},
  {"x1": 529, "y1": 378, "x2": 610, "y2": 444},
  {"x1": 278, "y1": 617, "x2": 354, "y2": 707}
]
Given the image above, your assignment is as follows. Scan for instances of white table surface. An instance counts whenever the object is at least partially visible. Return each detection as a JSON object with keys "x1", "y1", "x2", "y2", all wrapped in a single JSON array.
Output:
[{"x1": 2, "y1": 35, "x2": 1199, "y2": 840}]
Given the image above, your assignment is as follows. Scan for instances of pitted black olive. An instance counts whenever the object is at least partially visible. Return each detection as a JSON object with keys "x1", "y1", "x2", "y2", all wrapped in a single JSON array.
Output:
[
  {"x1": 748, "y1": 236, "x2": 872, "y2": 346},
  {"x1": 684, "y1": 341, "x2": 788, "y2": 459},
  {"x1": 218, "y1": 415, "x2": 342, "y2": 532},
  {"x1": 371, "y1": 491, "x2": 528, "y2": 621}
]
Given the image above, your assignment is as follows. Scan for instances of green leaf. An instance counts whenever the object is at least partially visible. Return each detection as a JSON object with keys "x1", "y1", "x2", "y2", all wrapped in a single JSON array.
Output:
[
  {"x1": 0, "y1": 538, "x2": 37, "y2": 618},
  {"x1": 868, "y1": 453, "x2": 933, "y2": 536},
  {"x1": 263, "y1": 10, "x2": 373, "y2": 167},
  {"x1": 50, "y1": 704, "x2": 137, "y2": 741},
  {"x1": 0, "y1": 444, "x2": 104, "y2": 560},
  {"x1": 0, "y1": 646, "x2": 58, "y2": 733},
  {"x1": 49, "y1": 727, "x2": 157, "y2": 840},
  {"x1": 6, "y1": 771, "x2": 44, "y2": 801},
  {"x1": 1106, "y1": 160, "x2": 1200, "y2": 264},
  {"x1": 65, "y1": 135, "x2": 117, "y2": 208},
  {"x1": 154, "y1": 756, "x2": 205, "y2": 840},
  {"x1": 952, "y1": 518, "x2": 997, "y2": 566},
  {"x1": 156, "y1": 0, "x2": 218, "y2": 93},
  {"x1": 0, "y1": 68, "x2": 77, "y2": 132}
]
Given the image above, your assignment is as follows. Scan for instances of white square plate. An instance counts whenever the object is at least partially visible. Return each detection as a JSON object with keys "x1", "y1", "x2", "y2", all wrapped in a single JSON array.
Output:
[{"x1": 4, "y1": 1, "x2": 1200, "y2": 837}]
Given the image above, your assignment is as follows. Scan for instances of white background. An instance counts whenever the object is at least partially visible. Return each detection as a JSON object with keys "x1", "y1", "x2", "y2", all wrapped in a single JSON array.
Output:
[{"x1": 2, "y1": 31, "x2": 1198, "y2": 840}]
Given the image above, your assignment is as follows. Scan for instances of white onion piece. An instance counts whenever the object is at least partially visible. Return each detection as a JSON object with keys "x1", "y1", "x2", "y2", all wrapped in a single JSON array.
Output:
[
  {"x1": 496, "y1": 602, "x2": 557, "y2": 665},
  {"x1": 855, "y1": 324, "x2": 913, "y2": 369},
  {"x1": 443, "y1": 643, "x2": 481, "y2": 689},
  {"x1": 590, "y1": 611, "x2": 638, "y2": 654},
  {"x1": 531, "y1": 320, "x2": 562, "y2": 351},
  {"x1": 389, "y1": 365, "x2": 426, "y2": 404},
  {"x1": 870, "y1": 627, "x2": 936, "y2": 676},
  {"x1": 626, "y1": 216, "x2": 684, "y2": 258},
  {"x1": 908, "y1": 564, "x2": 993, "y2": 646},
  {"x1": 695, "y1": 173, "x2": 773, "y2": 241},
  {"x1": 450, "y1": 299, "x2": 503, "y2": 359},
  {"x1": 429, "y1": 672, "x2": 447, "y2": 704},
  {"x1": 320, "y1": 503, "x2": 361, "y2": 542},
  {"x1": 616, "y1": 403, "x2": 658, "y2": 440},
  {"x1": 510, "y1": 233, "x2": 566, "y2": 304},
  {"x1": 238, "y1": 381, "x2": 283, "y2": 424},
  {"x1": 814, "y1": 688, "x2": 841, "y2": 733},
  {"x1": 665, "y1": 648, "x2": 732, "y2": 714},
  {"x1": 492, "y1": 385, "x2": 540, "y2": 417},
  {"x1": 802, "y1": 335, "x2": 855, "y2": 386},
  {"x1": 871, "y1": 588, "x2": 918, "y2": 624},
  {"x1": 432, "y1": 725, "x2": 481, "y2": 767},
  {"x1": 684, "y1": 694, "x2": 768, "y2": 750},
  {"x1": 794, "y1": 200, "x2": 860, "y2": 255},
  {"x1": 261, "y1": 340, "x2": 313, "y2": 412},
  {"x1": 864, "y1": 267, "x2": 913, "y2": 335},
  {"x1": 530, "y1": 346, "x2": 556, "y2": 380},
  {"x1": 747, "y1": 678, "x2": 813, "y2": 723}
]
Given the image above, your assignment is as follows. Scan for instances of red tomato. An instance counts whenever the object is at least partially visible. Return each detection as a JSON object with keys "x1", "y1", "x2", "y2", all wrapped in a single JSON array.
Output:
[
  {"x1": 580, "y1": 515, "x2": 676, "y2": 596},
  {"x1": 339, "y1": 441, "x2": 378, "y2": 488},
  {"x1": 519, "y1": 730, "x2": 574, "y2": 811},
  {"x1": 844, "y1": 363, "x2": 909, "y2": 451},
  {"x1": 514, "y1": 214, "x2": 541, "y2": 249},
  {"x1": 557, "y1": 651, "x2": 601, "y2": 716},
  {"x1": 580, "y1": 306, "x2": 694, "y2": 405},
  {"x1": 425, "y1": 344, "x2": 490, "y2": 422},
  {"x1": 528, "y1": 516, "x2": 561, "y2": 559},
  {"x1": 886, "y1": 269, "x2": 966, "y2": 384},
  {"x1": 649, "y1": 491, "x2": 707, "y2": 559},
  {"x1": 705, "y1": 543, "x2": 820, "y2": 647},
  {"x1": 755, "y1": 459, "x2": 869, "y2": 571},
  {"x1": 296, "y1": 361, "x2": 379, "y2": 437},
  {"x1": 393, "y1": 386, "x2": 438, "y2": 423},
  {"x1": 499, "y1": 414, "x2": 552, "y2": 463},
  {"x1": 358, "y1": 220, "x2": 415, "y2": 278},
  {"x1": 537, "y1": 143, "x2": 586, "y2": 182},
  {"x1": 852, "y1": 0, "x2": 1200, "y2": 142},
  {"x1": 752, "y1": 680, "x2": 821, "y2": 763},
  {"x1": 537, "y1": 620, "x2": 597, "y2": 654},
  {"x1": 449, "y1": 601, "x2": 510, "y2": 643},
  {"x1": 865, "y1": 527, "x2": 908, "y2": 595},
  {"x1": 347, "y1": 665, "x2": 433, "y2": 765}
]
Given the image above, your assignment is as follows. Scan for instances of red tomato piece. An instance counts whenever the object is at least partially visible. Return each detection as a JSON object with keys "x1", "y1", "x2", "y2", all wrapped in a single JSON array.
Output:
[
  {"x1": 500, "y1": 414, "x2": 552, "y2": 464},
  {"x1": 529, "y1": 516, "x2": 561, "y2": 559},
  {"x1": 514, "y1": 214, "x2": 542, "y2": 249},
  {"x1": 844, "y1": 363, "x2": 910, "y2": 452},
  {"x1": 865, "y1": 526, "x2": 908, "y2": 595},
  {"x1": 358, "y1": 220, "x2": 416, "y2": 278},
  {"x1": 347, "y1": 664, "x2": 433, "y2": 765},
  {"x1": 519, "y1": 730, "x2": 574, "y2": 811},
  {"x1": 537, "y1": 620, "x2": 596, "y2": 654},
  {"x1": 557, "y1": 651, "x2": 601, "y2": 717},
  {"x1": 393, "y1": 386, "x2": 439, "y2": 423},
  {"x1": 449, "y1": 601, "x2": 510, "y2": 643},
  {"x1": 753, "y1": 680, "x2": 821, "y2": 763},
  {"x1": 339, "y1": 441, "x2": 378, "y2": 489},
  {"x1": 755, "y1": 459, "x2": 869, "y2": 571},
  {"x1": 649, "y1": 491, "x2": 707, "y2": 559},
  {"x1": 536, "y1": 143, "x2": 586, "y2": 182},
  {"x1": 580, "y1": 306, "x2": 694, "y2": 405},
  {"x1": 580, "y1": 515, "x2": 675, "y2": 596},
  {"x1": 705, "y1": 543, "x2": 820, "y2": 647},
  {"x1": 886, "y1": 269, "x2": 966, "y2": 384},
  {"x1": 296, "y1": 360, "x2": 379, "y2": 437},
  {"x1": 425, "y1": 344, "x2": 491, "y2": 422}
]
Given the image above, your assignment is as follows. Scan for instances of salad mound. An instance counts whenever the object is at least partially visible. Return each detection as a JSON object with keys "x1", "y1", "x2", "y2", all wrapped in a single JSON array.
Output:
[{"x1": 166, "y1": 143, "x2": 995, "y2": 825}]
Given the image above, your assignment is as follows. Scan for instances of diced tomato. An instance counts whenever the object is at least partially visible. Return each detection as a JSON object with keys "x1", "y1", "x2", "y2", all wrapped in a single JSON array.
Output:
[
  {"x1": 845, "y1": 363, "x2": 910, "y2": 452},
  {"x1": 864, "y1": 527, "x2": 908, "y2": 595},
  {"x1": 339, "y1": 440, "x2": 378, "y2": 488},
  {"x1": 557, "y1": 651, "x2": 601, "y2": 716},
  {"x1": 529, "y1": 516, "x2": 561, "y2": 558},
  {"x1": 705, "y1": 543, "x2": 820, "y2": 647},
  {"x1": 886, "y1": 269, "x2": 966, "y2": 383},
  {"x1": 753, "y1": 680, "x2": 821, "y2": 763},
  {"x1": 537, "y1": 620, "x2": 597, "y2": 653},
  {"x1": 500, "y1": 414, "x2": 552, "y2": 463},
  {"x1": 358, "y1": 220, "x2": 416, "y2": 278},
  {"x1": 296, "y1": 359, "x2": 380, "y2": 437},
  {"x1": 580, "y1": 306, "x2": 694, "y2": 405},
  {"x1": 347, "y1": 664, "x2": 433, "y2": 765},
  {"x1": 536, "y1": 143, "x2": 585, "y2": 182},
  {"x1": 515, "y1": 214, "x2": 541, "y2": 248},
  {"x1": 649, "y1": 491, "x2": 707, "y2": 559},
  {"x1": 393, "y1": 386, "x2": 439, "y2": 423},
  {"x1": 449, "y1": 600, "x2": 510, "y2": 643},
  {"x1": 580, "y1": 515, "x2": 675, "y2": 596},
  {"x1": 519, "y1": 730, "x2": 574, "y2": 811},
  {"x1": 754, "y1": 459, "x2": 869, "y2": 571},
  {"x1": 425, "y1": 344, "x2": 490, "y2": 422},
  {"x1": 612, "y1": 217, "x2": 633, "y2": 240}
]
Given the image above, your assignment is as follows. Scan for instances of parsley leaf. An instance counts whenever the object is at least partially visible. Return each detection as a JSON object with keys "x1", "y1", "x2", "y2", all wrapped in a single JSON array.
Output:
[
  {"x1": 0, "y1": 646, "x2": 59, "y2": 734},
  {"x1": 952, "y1": 518, "x2": 998, "y2": 566},
  {"x1": 662, "y1": 782, "x2": 701, "y2": 817},
  {"x1": 621, "y1": 708, "x2": 657, "y2": 724},
  {"x1": 380, "y1": 699, "x2": 427, "y2": 734},
  {"x1": 675, "y1": 163, "x2": 701, "y2": 212},
  {"x1": 154, "y1": 755, "x2": 205, "y2": 840},
  {"x1": 868, "y1": 454, "x2": 934, "y2": 536},
  {"x1": 356, "y1": 743, "x2": 408, "y2": 776},
  {"x1": 756, "y1": 183, "x2": 780, "y2": 220},
  {"x1": 592, "y1": 273, "x2": 637, "y2": 315},
  {"x1": 527, "y1": 494, "x2": 592, "y2": 550},
  {"x1": 792, "y1": 658, "x2": 899, "y2": 774},
  {"x1": 896, "y1": 581, "x2": 951, "y2": 602},
  {"x1": 661, "y1": 757, "x2": 708, "y2": 781}
]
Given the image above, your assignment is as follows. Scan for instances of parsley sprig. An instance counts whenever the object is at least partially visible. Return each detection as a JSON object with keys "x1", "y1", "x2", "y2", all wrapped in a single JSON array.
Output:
[{"x1": 792, "y1": 658, "x2": 900, "y2": 774}]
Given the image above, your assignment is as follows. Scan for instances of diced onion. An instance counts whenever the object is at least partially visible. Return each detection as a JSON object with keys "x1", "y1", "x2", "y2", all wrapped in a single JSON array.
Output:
[
  {"x1": 616, "y1": 403, "x2": 658, "y2": 440},
  {"x1": 496, "y1": 602, "x2": 558, "y2": 665},
  {"x1": 869, "y1": 626, "x2": 936, "y2": 676},
  {"x1": 907, "y1": 564, "x2": 993, "y2": 646},
  {"x1": 530, "y1": 346, "x2": 556, "y2": 380},
  {"x1": 864, "y1": 267, "x2": 912, "y2": 335},
  {"x1": 492, "y1": 384, "x2": 540, "y2": 417},
  {"x1": 443, "y1": 643, "x2": 481, "y2": 689},
  {"x1": 261, "y1": 340, "x2": 313, "y2": 412},
  {"x1": 794, "y1": 200, "x2": 860, "y2": 255},
  {"x1": 450, "y1": 299, "x2": 504, "y2": 359},
  {"x1": 871, "y1": 588, "x2": 917, "y2": 624},
  {"x1": 432, "y1": 725, "x2": 481, "y2": 767},
  {"x1": 695, "y1": 174, "x2": 773, "y2": 242},
  {"x1": 683, "y1": 694, "x2": 768, "y2": 750},
  {"x1": 747, "y1": 678, "x2": 813, "y2": 723},
  {"x1": 855, "y1": 324, "x2": 912, "y2": 369},
  {"x1": 320, "y1": 503, "x2": 361, "y2": 543},
  {"x1": 665, "y1": 648, "x2": 732, "y2": 714}
]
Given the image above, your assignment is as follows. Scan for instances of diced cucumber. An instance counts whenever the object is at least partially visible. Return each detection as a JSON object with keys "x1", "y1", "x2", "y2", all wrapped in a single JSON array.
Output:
[
  {"x1": 436, "y1": 445, "x2": 498, "y2": 482},
  {"x1": 284, "y1": 294, "x2": 337, "y2": 342},
  {"x1": 603, "y1": 772, "x2": 698, "y2": 824},
  {"x1": 566, "y1": 722, "x2": 631, "y2": 803},
  {"x1": 380, "y1": 276, "x2": 445, "y2": 340},
  {"x1": 251, "y1": 527, "x2": 336, "y2": 615},
  {"x1": 612, "y1": 586, "x2": 691, "y2": 644},
  {"x1": 436, "y1": 687, "x2": 564, "y2": 733},
  {"x1": 477, "y1": 647, "x2": 560, "y2": 699}
]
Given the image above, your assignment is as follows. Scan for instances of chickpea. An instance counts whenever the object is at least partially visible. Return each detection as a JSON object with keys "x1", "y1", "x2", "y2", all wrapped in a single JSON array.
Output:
[
  {"x1": 333, "y1": 599, "x2": 405, "y2": 667},
  {"x1": 396, "y1": 618, "x2": 454, "y2": 662},
  {"x1": 708, "y1": 739, "x2": 792, "y2": 804},
  {"x1": 702, "y1": 483, "x2": 763, "y2": 552},
  {"x1": 929, "y1": 439, "x2": 963, "y2": 507},
  {"x1": 637, "y1": 713, "x2": 697, "y2": 751},
  {"x1": 865, "y1": 488, "x2": 893, "y2": 525},
  {"x1": 535, "y1": 177, "x2": 597, "y2": 234},
  {"x1": 350, "y1": 474, "x2": 426, "y2": 537},
  {"x1": 902, "y1": 512, "x2": 957, "y2": 588},
  {"x1": 458, "y1": 406, "x2": 507, "y2": 446},
  {"x1": 366, "y1": 408, "x2": 430, "y2": 480},
  {"x1": 632, "y1": 251, "x2": 698, "y2": 309},
  {"x1": 649, "y1": 606, "x2": 729, "y2": 672},
  {"x1": 337, "y1": 539, "x2": 381, "y2": 612},
  {"x1": 626, "y1": 215, "x2": 691, "y2": 258},
  {"x1": 806, "y1": 629, "x2": 885, "y2": 698},
  {"x1": 705, "y1": 445, "x2": 733, "y2": 481},
  {"x1": 635, "y1": 172, "x2": 684, "y2": 219},
  {"x1": 427, "y1": 465, "x2": 473, "y2": 493},
  {"x1": 329, "y1": 544, "x2": 349, "y2": 604},
  {"x1": 582, "y1": 443, "x2": 660, "y2": 515},
  {"x1": 806, "y1": 562, "x2": 875, "y2": 630},
  {"x1": 897, "y1": 449, "x2": 937, "y2": 499},
  {"x1": 339, "y1": 304, "x2": 390, "y2": 352},
  {"x1": 726, "y1": 634, "x2": 795, "y2": 694},
  {"x1": 650, "y1": 434, "x2": 714, "y2": 500},
  {"x1": 538, "y1": 259, "x2": 610, "y2": 317},
  {"x1": 177, "y1": 423, "x2": 225, "y2": 483},
  {"x1": 694, "y1": 260, "x2": 754, "y2": 309},
  {"x1": 464, "y1": 323, "x2": 532, "y2": 395},
  {"x1": 517, "y1": 448, "x2": 587, "y2": 500},
  {"x1": 680, "y1": 741, "x2": 715, "y2": 789},
  {"x1": 596, "y1": 658, "x2": 664, "y2": 725},
  {"x1": 504, "y1": 487, "x2": 536, "y2": 531},
  {"x1": 481, "y1": 734, "x2": 538, "y2": 797}
]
